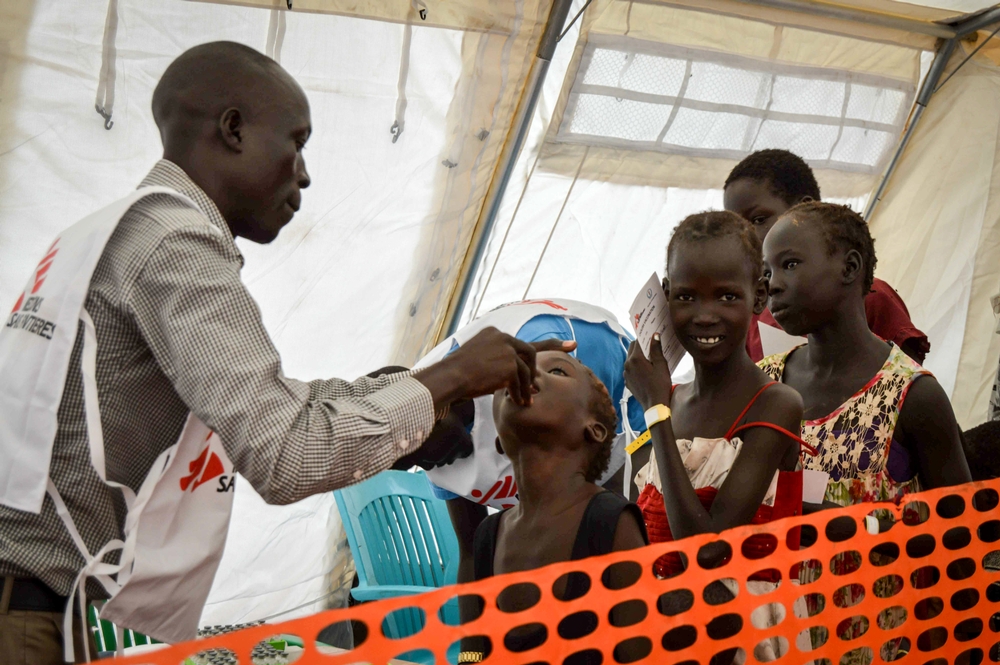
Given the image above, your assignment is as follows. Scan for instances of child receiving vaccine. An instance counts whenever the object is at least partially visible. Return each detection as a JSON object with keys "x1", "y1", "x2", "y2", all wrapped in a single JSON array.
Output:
[
  {"x1": 723, "y1": 149, "x2": 929, "y2": 364},
  {"x1": 461, "y1": 350, "x2": 648, "y2": 665},
  {"x1": 624, "y1": 211, "x2": 812, "y2": 662},
  {"x1": 759, "y1": 202, "x2": 972, "y2": 662}
]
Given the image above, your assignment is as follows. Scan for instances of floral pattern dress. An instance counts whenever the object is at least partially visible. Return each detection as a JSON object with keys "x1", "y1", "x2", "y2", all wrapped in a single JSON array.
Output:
[{"x1": 759, "y1": 343, "x2": 930, "y2": 664}]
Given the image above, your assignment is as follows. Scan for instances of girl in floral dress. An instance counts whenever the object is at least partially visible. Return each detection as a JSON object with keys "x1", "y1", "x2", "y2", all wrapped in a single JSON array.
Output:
[{"x1": 759, "y1": 202, "x2": 971, "y2": 664}]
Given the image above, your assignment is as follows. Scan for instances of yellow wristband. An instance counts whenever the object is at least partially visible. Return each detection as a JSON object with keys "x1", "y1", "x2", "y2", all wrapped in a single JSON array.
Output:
[
  {"x1": 625, "y1": 430, "x2": 651, "y2": 456},
  {"x1": 644, "y1": 403, "x2": 671, "y2": 429}
]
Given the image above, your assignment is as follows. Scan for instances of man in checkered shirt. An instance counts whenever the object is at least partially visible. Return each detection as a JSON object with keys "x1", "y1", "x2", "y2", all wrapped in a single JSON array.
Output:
[{"x1": 0, "y1": 42, "x2": 571, "y2": 663}]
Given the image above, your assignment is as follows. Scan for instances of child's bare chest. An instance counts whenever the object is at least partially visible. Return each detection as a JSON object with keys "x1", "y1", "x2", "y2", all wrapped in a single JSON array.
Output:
[{"x1": 784, "y1": 367, "x2": 872, "y2": 421}]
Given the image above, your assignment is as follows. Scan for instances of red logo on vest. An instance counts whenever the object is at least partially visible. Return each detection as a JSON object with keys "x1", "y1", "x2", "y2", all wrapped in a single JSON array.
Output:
[
  {"x1": 11, "y1": 239, "x2": 60, "y2": 314},
  {"x1": 179, "y1": 433, "x2": 224, "y2": 492},
  {"x1": 470, "y1": 474, "x2": 518, "y2": 508}
]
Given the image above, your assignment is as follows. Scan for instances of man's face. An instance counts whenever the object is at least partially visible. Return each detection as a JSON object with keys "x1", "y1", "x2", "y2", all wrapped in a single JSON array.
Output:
[
  {"x1": 762, "y1": 215, "x2": 842, "y2": 336},
  {"x1": 229, "y1": 76, "x2": 312, "y2": 244},
  {"x1": 723, "y1": 177, "x2": 793, "y2": 244}
]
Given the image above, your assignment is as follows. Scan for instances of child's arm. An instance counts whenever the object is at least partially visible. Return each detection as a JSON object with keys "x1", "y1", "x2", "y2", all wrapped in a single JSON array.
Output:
[
  {"x1": 894, "y1": 375, "x2": 972, "y2": 488},
  {"x1": 625, "y1": 337, "x2": 803, "y2": 540}
]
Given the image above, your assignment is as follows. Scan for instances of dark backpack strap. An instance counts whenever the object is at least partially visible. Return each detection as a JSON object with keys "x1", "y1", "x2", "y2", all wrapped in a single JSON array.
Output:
[
  {"x1": 571, "y1": 491, "x2": 649, "y2": 560},
  {"x1": 472, "y1": 511, "x2": 503, "y2": 581}
]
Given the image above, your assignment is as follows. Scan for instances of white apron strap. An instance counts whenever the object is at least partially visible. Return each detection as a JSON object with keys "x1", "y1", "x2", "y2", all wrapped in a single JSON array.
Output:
[
  {"x1": 620, "y1": 386, "x2": 637, "y2": 501},
  {"x1": 46, "y1": 479, "x2": 123, "y2": 663},
  {"x1": 80, "y1": 309, "x2": 135, "y2": 509}
]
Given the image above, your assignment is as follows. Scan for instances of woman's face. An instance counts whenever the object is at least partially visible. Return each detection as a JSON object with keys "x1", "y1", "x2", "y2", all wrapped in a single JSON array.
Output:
[
  {"x1": 493, "y1": 351, "x2": 600, "y2": 449},
  {"x1": 762, "y1": 214, "x2": 843, "y2": 336},
  {"x1": 667, "y1": 235, "x2": 762, "y2": 365}
]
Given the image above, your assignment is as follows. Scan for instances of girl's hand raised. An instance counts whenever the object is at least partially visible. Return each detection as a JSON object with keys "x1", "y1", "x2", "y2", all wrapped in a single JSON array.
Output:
[{"x1": 624, "y1": 334, "x2": 673, "y2": 410}]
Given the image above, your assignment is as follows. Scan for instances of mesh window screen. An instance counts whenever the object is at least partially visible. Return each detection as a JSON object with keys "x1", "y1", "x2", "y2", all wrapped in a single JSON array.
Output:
[{"x1": 556, "y1": 36, "x2": 917, "y2": 174}]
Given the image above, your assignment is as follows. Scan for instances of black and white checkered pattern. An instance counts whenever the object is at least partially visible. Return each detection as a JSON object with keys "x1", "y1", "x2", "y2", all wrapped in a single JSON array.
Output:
[{"x1": 0, "y1": 161, "x2": 434, "y2": 597}]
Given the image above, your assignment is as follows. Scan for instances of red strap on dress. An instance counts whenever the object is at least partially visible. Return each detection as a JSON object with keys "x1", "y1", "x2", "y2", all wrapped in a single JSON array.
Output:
[
  {"x1": 724, "y1": 382, "x2": 818, "y2": 457},
  {"x1": 723, "y1": 382, "x2": 776, "y2": 439},
  {"x1": 729, "y1": 421, "x2": 819, "y2": 457}
]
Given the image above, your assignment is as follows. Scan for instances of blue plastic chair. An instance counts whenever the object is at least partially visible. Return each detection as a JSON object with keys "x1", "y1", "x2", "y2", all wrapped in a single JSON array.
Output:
[{"x1": 334, "y1": 470, "x2": 461, "y2": 663}]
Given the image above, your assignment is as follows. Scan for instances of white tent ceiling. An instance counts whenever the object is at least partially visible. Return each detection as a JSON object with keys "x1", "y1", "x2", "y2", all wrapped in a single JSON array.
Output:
[{"x1": 1, "y1": 0, "x2": 998, "y2": 632}]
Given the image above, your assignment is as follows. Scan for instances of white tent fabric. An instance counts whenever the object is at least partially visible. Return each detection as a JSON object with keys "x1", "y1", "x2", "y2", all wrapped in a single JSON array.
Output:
[
  {"x1": 0, "y1": 0, "x2": 549, "y2": 622},
  {"x1": 1, "y1": 0, "x2": 999, "y2": 636},
  {"x1": 868, "y1": 36, "x2": 1000, "y2": 425}
]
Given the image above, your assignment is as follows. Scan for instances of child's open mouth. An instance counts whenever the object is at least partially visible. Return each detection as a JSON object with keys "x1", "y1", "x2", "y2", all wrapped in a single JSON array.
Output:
[{"x1": 691, "y1": 335, "x2": 725, "y2": 346}]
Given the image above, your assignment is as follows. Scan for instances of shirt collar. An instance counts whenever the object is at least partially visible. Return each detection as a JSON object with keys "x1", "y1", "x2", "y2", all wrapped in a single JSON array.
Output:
[{"x1": 138, "y1": 160, "x2": 244, "y2": 265}]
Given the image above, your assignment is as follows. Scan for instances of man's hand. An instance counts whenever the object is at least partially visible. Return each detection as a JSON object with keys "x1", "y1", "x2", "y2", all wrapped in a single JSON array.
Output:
[
  {"x1": 623, "y1": 334, "x2": 673, "y2": 410},
  {"x1": 414, "y1": 327, "x2": 576, "y2": 410}
]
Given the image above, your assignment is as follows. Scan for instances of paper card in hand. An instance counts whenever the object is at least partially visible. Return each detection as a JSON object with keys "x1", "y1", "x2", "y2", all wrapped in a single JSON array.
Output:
[{"x1": 629, "y1": 272, "x2": 685, "y2": 375}]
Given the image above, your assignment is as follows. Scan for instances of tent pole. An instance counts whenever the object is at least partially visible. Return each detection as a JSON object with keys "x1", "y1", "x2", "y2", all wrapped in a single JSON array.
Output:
[
  {"x1": 864, "y1": 4, "x2": 1000, "y2": 220},
  {"x1": 954, "y1": 6, "x2": 1000, "y2": 37},
  {"x1": 864, "y1": 37, "x2": 958, "y2": 220},
  {"x1": 737, "y1": 0, "x2": 956, "y2": 38},
  {"x1": 440, "y1": 0, "x2": 574, "y2": 339}
]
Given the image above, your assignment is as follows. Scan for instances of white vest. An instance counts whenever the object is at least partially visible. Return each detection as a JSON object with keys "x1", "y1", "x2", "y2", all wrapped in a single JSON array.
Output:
[
  {"x1": 418, "y1": 299, "x2": 631, "y2": 509},
  {"x1": 0, "y1": 187, "x2": 236, "y2": 660}
]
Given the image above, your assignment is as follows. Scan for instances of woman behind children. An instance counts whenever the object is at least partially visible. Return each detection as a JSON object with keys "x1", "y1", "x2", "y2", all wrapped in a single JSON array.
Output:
[
  {"x1": 624, "y1": 211, "x2": 810, "y2": 663},
  {"x1": 759, "y1": 202, "x2": 972, "y2": 662},
  {"x1": 461, "y1": 350, "x2": 648, "y2": 665}
]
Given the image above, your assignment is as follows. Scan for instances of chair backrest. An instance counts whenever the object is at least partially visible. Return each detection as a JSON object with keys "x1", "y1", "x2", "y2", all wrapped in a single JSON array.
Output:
[{"x1": 334, "y1": 470, "x2": 460, "y2": 590}]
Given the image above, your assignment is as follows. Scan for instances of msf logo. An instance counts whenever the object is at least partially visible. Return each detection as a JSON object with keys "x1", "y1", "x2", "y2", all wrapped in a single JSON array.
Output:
[
  {"x1": 179, "y1": 433, "x2": 234, "y2": 493},
  {"x1": 470, "y1": 474, "x2": 518, "y2": 509},
  {"x1": 11, "y1": 239, "x2": 59, "y2": 314}
]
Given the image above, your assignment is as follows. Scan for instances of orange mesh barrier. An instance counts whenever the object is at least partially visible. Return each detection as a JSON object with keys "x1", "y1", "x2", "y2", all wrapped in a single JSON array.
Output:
[{"x1": 118, "y1": 479, "x2": 1000, "y2": 665}]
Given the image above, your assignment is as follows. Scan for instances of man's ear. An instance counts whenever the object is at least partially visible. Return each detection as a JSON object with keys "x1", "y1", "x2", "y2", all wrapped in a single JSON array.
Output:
[
  {"x1": 842, "y1": 248, "x2": 863, "y2": 287},
  {"x1": 585, "y1": 421, "x2": 609, "y2": 446},
  {"x1": 754, "y1": 276, "x2": 769, "y2": 315},
  {"x1": 219, "y1": 107, "x2": 244, "y2": 152},
  {"x1": 495, "y1": 436, "x2": 505, "y2": 456},
  {"x1": 661, "y1": 276, "x2": 670, "y2": 298}
]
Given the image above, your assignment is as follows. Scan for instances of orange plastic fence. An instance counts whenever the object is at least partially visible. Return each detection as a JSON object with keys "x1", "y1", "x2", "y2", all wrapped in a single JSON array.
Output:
[{"x1": 118, "y1": 479, "x2": 1000, "y2": 665}]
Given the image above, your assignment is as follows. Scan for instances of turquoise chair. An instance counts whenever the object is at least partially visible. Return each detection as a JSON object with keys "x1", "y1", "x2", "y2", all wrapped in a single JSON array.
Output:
[{"x1": 334, "y1": 470, "x2": 461, "y2": 663}]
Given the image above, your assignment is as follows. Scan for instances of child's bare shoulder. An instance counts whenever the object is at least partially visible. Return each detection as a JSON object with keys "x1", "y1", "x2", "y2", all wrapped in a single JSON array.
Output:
[{"x1": 756, "y1": 380, "x2": 804, "y2": 417}]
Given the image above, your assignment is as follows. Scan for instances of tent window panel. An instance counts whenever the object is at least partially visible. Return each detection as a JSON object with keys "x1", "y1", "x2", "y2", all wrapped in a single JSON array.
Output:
[
  {"x1": 583, "y1": 48, "x2": 686, "y2": 97},
  {"x1": 752, "y1": 120, "x2": 841, "y2": 160},
  {"x1": 846, "y1": 85, "x2": 908, "y2": 125},
  {"x1": 830, "y1": 127, "x2": 897, "y2": 167},
  {"x1": 568, "y1": 94, "x2": 674, "y2": 142},
  {"x1": 663, "y1": 108, "x2": 759, "y2": 151},
  {"x1": 685, "y1": 62, "x2": 768, "y2": 107},
  {"x1": 770, "y1": 77, "x2": 846, "y2": 117},
  {"x1": 557, "y1": 38, "x2": 915, "y2": 174}
]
